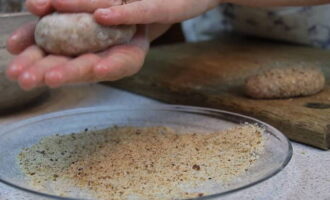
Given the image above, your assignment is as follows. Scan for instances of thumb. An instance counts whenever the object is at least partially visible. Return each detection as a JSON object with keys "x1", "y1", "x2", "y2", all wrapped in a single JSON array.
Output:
[
  {"x1": 94, "y1": 0, "x2": 220, "y2": 25},
  {"x1": 94, "y1": 0, "x2": 167, "y2": 25}
]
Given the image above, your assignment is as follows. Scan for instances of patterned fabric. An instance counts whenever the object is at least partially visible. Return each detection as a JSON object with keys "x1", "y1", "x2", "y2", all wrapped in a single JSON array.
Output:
[{"x1": 182, "y1": 5, "x2": 330, "y2": 48}]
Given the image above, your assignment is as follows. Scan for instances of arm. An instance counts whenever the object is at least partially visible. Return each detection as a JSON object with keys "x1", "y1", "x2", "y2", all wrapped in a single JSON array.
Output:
[{"x1": 6, "y1": 0, "x2": 330, "y2": 90}]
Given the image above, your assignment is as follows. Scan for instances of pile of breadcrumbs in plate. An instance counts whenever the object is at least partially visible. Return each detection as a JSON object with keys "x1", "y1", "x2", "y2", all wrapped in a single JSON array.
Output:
[{"x1": 17, "y1": 124, "x2": 264, "y2": 200}]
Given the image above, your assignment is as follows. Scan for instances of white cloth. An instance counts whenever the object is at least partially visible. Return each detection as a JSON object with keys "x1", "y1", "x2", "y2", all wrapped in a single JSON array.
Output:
[{"x1": 182, "y1": 5, "x2": 330, "y2": 48}]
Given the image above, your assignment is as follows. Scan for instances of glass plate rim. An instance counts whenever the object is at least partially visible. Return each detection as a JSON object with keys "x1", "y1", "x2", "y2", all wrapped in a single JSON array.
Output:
[{"x1": 0, "y1": 105, "x2": 293, "y2": 200}]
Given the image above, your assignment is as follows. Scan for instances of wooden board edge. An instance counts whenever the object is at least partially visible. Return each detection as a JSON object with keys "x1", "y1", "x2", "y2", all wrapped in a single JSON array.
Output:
[{"x1": 105, "y1": 81, "x2": 329, "y2": 150}]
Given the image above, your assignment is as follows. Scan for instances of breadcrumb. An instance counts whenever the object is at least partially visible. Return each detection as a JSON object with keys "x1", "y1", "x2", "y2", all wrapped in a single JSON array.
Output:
[{"x1": 18, "y1": 125, "x2": 264, "y2": 200}]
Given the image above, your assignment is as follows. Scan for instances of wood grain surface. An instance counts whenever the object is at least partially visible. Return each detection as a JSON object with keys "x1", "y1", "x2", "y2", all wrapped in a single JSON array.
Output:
[{"x1": 109, "y1": 36, "x2": 330, "y2": 149}]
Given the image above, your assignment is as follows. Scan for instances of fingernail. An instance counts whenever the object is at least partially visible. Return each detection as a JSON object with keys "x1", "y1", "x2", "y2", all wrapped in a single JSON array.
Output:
[
  {"x1": 96, "y1": 9, "x2": 112, "y2": 18},
  {"x1": 9, "y1": 34, "x2": 19, "y2": 42},
  {"x1": 8, "y1": 64, "x2": 21, "y2": 74},
  {"x1": 94, "y1": 64, "x2": 110, "y2": 78},
  {"x1": 7, "y1": 63, "x2": 25, "y2": 80},
  {"x1": 19, "y1": 72, "x2": 37, "y2": 89},
  {"x1": 6, "y1": 34, "x2": 19, "y2": 53}
]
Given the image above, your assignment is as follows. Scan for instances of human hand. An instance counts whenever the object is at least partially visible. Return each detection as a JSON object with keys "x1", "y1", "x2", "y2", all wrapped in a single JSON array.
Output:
[
  {"x1": 22, "y1": 0, "x2": 330, "y2": 24},
  {"x1": 6, "y1": 0, "x2": 173, "y2": 91},
  {"x1": 7, "y1": 22, "x2": 150, "y2": 90},
  {"x1": 89, "y1": 0, "x2": 330, "y2": 26},
  {"x1": 9, "y1": 0, "x2": 329, "y2": 91}
]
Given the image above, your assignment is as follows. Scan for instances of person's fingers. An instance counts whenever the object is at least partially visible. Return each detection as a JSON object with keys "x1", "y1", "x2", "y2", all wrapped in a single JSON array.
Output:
[
  {"x1": 94, "y1": 0, "x2": 159, "y2": 25},
  {"x1": 6, "y1": 46, "x2": 45, "y2": 81},
  {"x1": 93, "y1": 46, "x2": 144, "y2": 81},
  {"x1": 94, "y1": 0, "x2": 219, "y2": 25},
  {"x1": 51, "y1": 0, "x2": 124, "y2": 13},
  {"x1": 94, "y1": 26, "x2": 149, "y2": 81},
  {"x1": 26, "y1": 0, "x2": 53, "y2": 16},
  {"x1": 45, "y1": 54, "x2": 101, "y2": 88},
  {"x1": 18, "y1": 55, "x2": 69, "y2": 90},
  {"x1": 6, "y1": 21, "x2": 37, "y2": 55}
]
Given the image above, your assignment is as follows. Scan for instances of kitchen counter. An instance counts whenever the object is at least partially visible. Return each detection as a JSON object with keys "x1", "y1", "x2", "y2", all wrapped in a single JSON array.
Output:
[{"x1": 0, "y1": 84, "x2": 329, "y2": 200}]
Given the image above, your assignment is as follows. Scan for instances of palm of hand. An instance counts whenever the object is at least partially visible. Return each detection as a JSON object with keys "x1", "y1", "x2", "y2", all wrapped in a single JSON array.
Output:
[
  {"x1": 7, "y1": 0, "x2": 220, "y2": 90},
  {"x1": 7, "y1": 22, "x2": 148, "y2": 91}
]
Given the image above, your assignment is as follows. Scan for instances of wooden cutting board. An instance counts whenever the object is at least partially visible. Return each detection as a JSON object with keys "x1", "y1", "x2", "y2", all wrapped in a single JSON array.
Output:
[{"x1": 109, "y1": 35, "x2": 330, "y2": 150}]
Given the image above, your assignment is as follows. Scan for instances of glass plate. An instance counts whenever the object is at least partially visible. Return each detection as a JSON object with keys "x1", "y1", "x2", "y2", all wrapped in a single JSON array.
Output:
[{"x1": 0, "y1": 105, "x2": 292, "y2": 200}]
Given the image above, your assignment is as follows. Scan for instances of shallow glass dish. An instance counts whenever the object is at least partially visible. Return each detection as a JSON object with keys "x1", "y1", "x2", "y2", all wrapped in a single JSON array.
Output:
[{"x1": 0, "y1": 105, "x2": 292, "y2": 200}]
